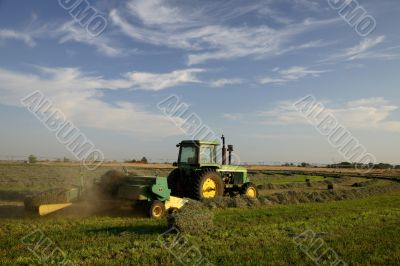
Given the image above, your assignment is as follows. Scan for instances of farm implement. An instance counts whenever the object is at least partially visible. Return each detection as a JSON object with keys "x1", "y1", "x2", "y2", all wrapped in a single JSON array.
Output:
[{"x1": 24, "y1": 172, "x2": 187, "y2": 219}]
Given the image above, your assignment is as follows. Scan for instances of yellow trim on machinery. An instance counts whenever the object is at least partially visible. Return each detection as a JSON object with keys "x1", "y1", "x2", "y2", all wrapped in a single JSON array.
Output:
[
  {"x1": 165, "y1": 196, "x2": 188, "y2": 210},
  {"x1": 38, "y1": 203, "x2": 73, "y2": 216}
]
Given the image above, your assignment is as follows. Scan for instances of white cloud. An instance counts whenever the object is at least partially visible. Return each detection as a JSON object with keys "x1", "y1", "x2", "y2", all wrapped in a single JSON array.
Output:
[
  {"x1": 55, "y1": 22, "x2": 127, "y2": 57},
  {"x1": 126, "y1": 69, "x2": 204, "y2": 91},
  {"x1": 280, "y1": 66, "x2": 327, "y2": 80},
  {"x1": 0, "y1": 66, "x2": 208, "y2": 137},
  {"x1": 210, "y1": 78, "x2": 243, "y2": 87},
  {"x1": 344, "y1": 36, "x2": 385, "y2": 60},
  {"x1": 259, "y1": 77, "x2": 288, "y2": 85},
  {"x1": 127, "y1": 0, "x2": 190, "y2": 27},
  {"x1": 221, "y1": 113, "x2": 243, "y2": 121},
  {"x1": 260, "y1": 97, "x2": 400, "y2": 132},
  {"x1": 293, "y1": 0, "x2": 323, "y2": 11},
  {"x1": 325, "y1": 35, "x2": 400, "y2": 61},
  {"x1": 110, "y1": 0, "x2": 339, "y2": 65},
  {"x1": 258, "y1": 7, "x2": 293, "y2": 25},
  {"x1": 260, "y1": 66, "x2": 329, "y2": 85},
  {"x1": 0, "y1": 20, "x2": 130, "y2": 58},
  {"x1": 0, "y1": 29, "x2": 36, "y2": 47}
]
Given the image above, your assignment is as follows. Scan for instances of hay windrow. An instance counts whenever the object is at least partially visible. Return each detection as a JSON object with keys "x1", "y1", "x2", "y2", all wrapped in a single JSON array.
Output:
[
  {"x1": 352, "y1": 179, "x2": 378, "y2": 187},
  {"x1": 197, "y1": 184, "x2": 400, "y2": 209},
  {"x1": 167, "y1": 200, "x2": 214, "y2": 235}
]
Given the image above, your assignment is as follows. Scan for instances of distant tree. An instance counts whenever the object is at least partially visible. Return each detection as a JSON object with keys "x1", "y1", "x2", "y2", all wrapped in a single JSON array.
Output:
[
  {"x1": 141, "y1": 157, "x2": 148, "y2": 164},
  {"x1": 63, "y1": 157, "x2": 70, "y2": 163},
  {"x1": 28, "y1": 155, "x2": 37, "y2": 164},
  {"x1": 123, "y1": 159, "x2": 136, "y2": 163},
  {"x1": 374, "y1": 163, "x2": 393, "y2": 169},
  {"x1": 395, "y1": 165, "x2": 400, "y2": 169},
  {"x1": 328, "y1": 162, "x2": 353, "y2": 168},
  {"x1": 300, "y1": 162, "x2": 310, "y2": 168}
]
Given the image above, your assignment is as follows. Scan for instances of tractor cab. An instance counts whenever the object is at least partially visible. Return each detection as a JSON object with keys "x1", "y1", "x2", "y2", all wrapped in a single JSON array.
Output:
[{"x1": 176, "y1": 140, "x2": 220, "y2": 167}]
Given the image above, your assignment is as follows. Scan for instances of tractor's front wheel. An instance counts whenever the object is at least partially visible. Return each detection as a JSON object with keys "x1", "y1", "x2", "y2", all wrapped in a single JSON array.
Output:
[
  {"x1": 148, "y1": 200, "x2": 165, "y2": 219},
  {"x1": 193, "y1": 170, "x2": 224, "y2": 200},
  {"x1": 241, "y1": 182, "x2": 258, "y2": 198}
]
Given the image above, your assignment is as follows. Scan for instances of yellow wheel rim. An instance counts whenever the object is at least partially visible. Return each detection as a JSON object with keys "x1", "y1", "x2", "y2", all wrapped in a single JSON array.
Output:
[
  {"x1": 152, "y1": 206, "x2": 163, "y2": 218},
  {"x1": 202, "y1": 178, "x2": 217, "y2": 198},
  {"x1": 246, "y1": 187, "x2": 257, "y2": 198}
]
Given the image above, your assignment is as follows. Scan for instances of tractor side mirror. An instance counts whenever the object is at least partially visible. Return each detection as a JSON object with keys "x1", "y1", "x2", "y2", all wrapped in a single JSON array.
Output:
[{"x1": 172, "y1": 162, "x2": 178, "y2": 167}]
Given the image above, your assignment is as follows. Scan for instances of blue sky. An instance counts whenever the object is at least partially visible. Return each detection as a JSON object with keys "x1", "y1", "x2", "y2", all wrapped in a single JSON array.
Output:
[{"x1": 0, "y1": 0, "x2": 399, "y2": 164}]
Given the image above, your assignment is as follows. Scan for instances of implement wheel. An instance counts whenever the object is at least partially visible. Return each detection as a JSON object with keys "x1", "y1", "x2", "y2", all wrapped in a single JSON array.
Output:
[
  {"x1": 193, "y1": 170, "x2": 224, "y2": 200},
  {"x1": 148, "y1": 200, "x2": 165, "y2": 219},
  {"x1": 241, "y1": 183, "x2": 258, "y2": 198}
]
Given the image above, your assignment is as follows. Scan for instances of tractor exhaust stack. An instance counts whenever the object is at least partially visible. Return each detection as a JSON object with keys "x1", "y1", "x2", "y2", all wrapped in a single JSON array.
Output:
[
  {"x1": 221, "y1": 135, "x2": 227, "y2": 165},
  {"x1": 228, "y1": 145, "x2": 233, "y2": 165}
]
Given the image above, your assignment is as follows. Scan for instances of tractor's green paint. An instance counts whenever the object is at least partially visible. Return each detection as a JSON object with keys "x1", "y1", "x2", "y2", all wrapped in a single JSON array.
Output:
[
  {"x1": 170, "y1": 139, "x2": 252, "y2": 198},
  {"x1": 117, "y1": 176, "x2": 171, "y2": 202}
]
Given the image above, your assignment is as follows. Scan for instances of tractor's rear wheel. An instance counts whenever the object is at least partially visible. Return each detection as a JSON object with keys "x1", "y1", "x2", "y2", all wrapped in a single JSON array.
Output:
[
  {"x1": 148, "y1": 200, "x2": 165, "y2": 219},
  {"x1": 167, "y1": 169, "x2": 182, "y2": 197},
  {"x1": 193, "y1": 170, "x2": 224, "y2": 200},
  {"x1": 241, "y1": 182, "x2": 258, "y2": 198}
]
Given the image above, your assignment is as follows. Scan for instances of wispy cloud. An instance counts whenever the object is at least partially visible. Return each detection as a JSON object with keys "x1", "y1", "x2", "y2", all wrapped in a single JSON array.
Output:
[
  {"x1": 110, "y1": 0, "x2": 339, "y2": 65},
  {"x1": 221, "y1": 113, "x2": 244, "y2": 121},
  {"x1": 55, "y1": 22, "x2": 127, "y2": 57},
  {"x1": 126, "y1": 0, "x2": 195, "y2": 28},
  {"x1": 210, "y1": 78, "x2": 243, "y2": 87},
  {"x1": 126, "y1": 68, "x2": 204, "y2": 91},
  {"x1": 259, "y1": 97, "x2": 400, "y2": 132},
  {"x1": 260, "y1": 66, "x2": 329, "y2": 85},
  {"x1": 325, "y1": 35, "x2": 400, "y2": 62},
  {"x1": 0, "y1": 29, "x2": 36, "y2": 47},
  {"x1": 344, "y1": 36, "x2": 386, "y2": 60}
]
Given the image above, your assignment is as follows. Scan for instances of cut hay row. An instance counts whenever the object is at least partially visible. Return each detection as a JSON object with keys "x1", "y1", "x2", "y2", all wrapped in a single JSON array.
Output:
[
  {"x1": 167, "y1": 184, "x2": 400, "y2": 235},
  {"x1": 201, "y1": 183, "x2": 400, "y2": 209},
  {"x1": 167, "y1": 200, "x2": 214, "y2": 234}
]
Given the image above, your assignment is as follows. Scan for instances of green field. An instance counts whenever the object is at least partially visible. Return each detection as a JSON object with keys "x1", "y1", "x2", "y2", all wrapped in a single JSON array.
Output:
[
  {"x1": 0, "y1": 163, "x2": 399, "y2": 265},
  {"x1": 0, "y1": 193, "x2": 399, "y2": 265}
]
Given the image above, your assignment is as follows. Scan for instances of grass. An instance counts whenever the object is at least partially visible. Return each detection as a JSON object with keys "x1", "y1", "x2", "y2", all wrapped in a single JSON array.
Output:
[
  {"x1": 1, "y1": 163, "x2": 399, "y2": 265},
  {"x1": 0, "y1": 192, "x2": 399, "y2": 265}
]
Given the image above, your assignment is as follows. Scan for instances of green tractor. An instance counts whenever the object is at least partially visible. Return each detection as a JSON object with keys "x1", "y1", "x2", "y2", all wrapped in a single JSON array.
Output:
[{"x1": 168, "y1": 135, "x2": 258, "y2": 200}]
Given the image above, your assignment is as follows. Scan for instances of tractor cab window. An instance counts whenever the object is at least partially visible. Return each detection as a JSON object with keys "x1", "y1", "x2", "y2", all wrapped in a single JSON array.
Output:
[
  {"x1": 200, "y1": 145, "x2": 216, "y2": 164},
  {"x1": 179, "y1": 146, "x2": 197, "y2": 164}
]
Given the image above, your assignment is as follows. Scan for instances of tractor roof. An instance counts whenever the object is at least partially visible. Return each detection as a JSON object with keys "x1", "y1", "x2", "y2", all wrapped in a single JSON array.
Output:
[{"x1": 180, "y1": 140, "x2": 220, "y2": 146}]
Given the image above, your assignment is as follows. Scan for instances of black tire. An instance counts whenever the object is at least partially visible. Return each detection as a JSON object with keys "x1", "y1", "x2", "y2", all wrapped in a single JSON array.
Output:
[
  {"x1": 148, "y1": 200, "x2": 165, "y2": 219},
  {"x1": 241, "y1": 182, "x2": 258, "y2": 198},
  {"x1": 167, "y1": 169, "x2": 182, "y2": 197},
  {"x1": 193, "y1": 170, "x2": 224, "y2": 200}
]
